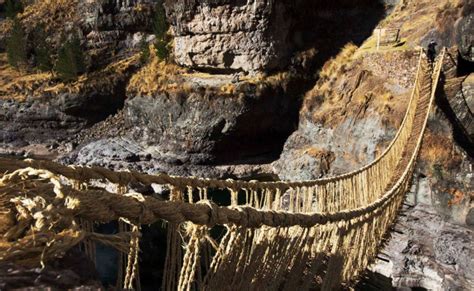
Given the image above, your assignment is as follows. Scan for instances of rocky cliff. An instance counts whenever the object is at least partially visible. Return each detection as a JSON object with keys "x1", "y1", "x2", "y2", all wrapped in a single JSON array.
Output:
[{"x1": 164, "y1": 0, "x2": 291, "y2": 73}]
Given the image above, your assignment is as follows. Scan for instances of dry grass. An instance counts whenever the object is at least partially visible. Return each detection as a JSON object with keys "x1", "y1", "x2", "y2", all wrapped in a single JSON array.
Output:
[
  {"x1": 0, "y1": 52, "x2": 140, "y2": 100},
  {"x1": 302, "y1": 45, "x2": 417, "y2": 131},
  {"x1": 305, "y1": 42, "x2": 358, "y2": 106},
  {"x1": 381, "y1": 0, "x2": 466, "y2": 46},
  {"x1": 319, "y1": 43, "x2": 358, "y2": 80},
  {"x1": 43, "y1": 53, "x2": 141, "y2": 96},
  {"x1": 127, "y1": 51, "x2": 187, "y2": 96},
  {"x1": 0, "y1": 54, "x2": 54, "y2": 101},
  {"x1": 220, "y1": 83, "x2": 236, "y2": 95},
  {"x1": 0, "y1": 0, "x2": 142, "y2": 100},
  {"x1": 0, "y1": 0, "x2": 79, "y2": 57},
  {"x1": 19, "y1": 0, "x2": 78, "y2": 34},
  {"x1": 420, "y1": 130, "x2": 463, "y2": 174},
  {"x1": 128, "y1": 44, "x2": 297, "y2": 97},
  {"x1": 301, "y1": 43, "x2": 358, "y2": 120}
]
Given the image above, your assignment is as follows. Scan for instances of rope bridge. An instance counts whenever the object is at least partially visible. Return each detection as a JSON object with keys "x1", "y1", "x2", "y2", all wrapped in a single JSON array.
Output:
[{"x1": 0, "y1": 49, "x2": 445, "y2": 290}]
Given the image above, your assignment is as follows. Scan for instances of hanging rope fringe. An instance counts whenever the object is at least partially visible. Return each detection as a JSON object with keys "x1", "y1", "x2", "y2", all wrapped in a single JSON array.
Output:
[{"x1": 124, "y1": 223, "x2": 141, "y2": 290}]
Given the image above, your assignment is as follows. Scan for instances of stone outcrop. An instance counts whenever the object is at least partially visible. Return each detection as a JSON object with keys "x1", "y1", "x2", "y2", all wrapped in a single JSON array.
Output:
[
  {"x1": 164, "y1": 0, "x2": 386, "y2": 74},
  {"x1": 78, "y1": 0, "x2": 156, "y2": 66},
  {"x1": 0, "y1": 98, "x2": 83, "y2": 155},
  {"x1": 125, "y1": 80, "x2": 301, "y2": 165},
  {"x1": 371, "y1": 203, "x2": 474, "y2": 290},
  {"x1": 165, "y1": 0, "x2": 292, "y2": 73},
  {"x1": 451, "y1": 74, "x2": 474, "y2": 141},
  {"x1": 456, "y1": 8, "x2": 473, "y2": 62},
  {"x1": 274, "y1": 48, "x2": 419, "y2": 180}
]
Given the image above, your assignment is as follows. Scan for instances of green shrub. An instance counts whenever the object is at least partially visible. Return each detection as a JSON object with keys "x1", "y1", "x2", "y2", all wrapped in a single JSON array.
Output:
[
  {"x1": 55, "y1": 34, "x2": 85, "y2": 82},
  {"x1": 6, "y1": 18, "x2": 27, "y2": 69},
  {"x1": 139, "y1": 38, "x2": 150, "y2": 64},
  {"x1": 5, "y1": 0, "x2": 23, "y2": 19},
  {"x1": 155, "y1": 39, "x2": 169, "y2": 61},
  {"x1": 153, "y1": 0, "x2": 168, "y2": 40},
  {"x1": 32, "y1": 26, "x2": 52, "y2": 71},
  {"x1": 152, "y1": 0, "x2": 170, "y2": 61}
]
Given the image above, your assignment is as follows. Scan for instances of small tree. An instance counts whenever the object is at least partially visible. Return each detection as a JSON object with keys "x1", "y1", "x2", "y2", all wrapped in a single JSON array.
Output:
[
  {"x1": 139, "y1": 37, "x2": 150, "y2": 64},
  {"x1": 55, "y1": 34, "x2": 85, "y2": 82},
  {"x1": 153, "y1": 0, "x2": 170, "y2": 61},
  {"x1": 6, "y1": 18, "x2": 27, "y2": 69},
  {"x1": 5, "y1": 0, "x2": 23, "y2": 19},
  {"x1": 153, "y1": 0, "x2": 168, "y2": 40},
  {"x1": 32, "y1": 25, "x2": 52, "y2": 71},
  {"x1": 155, "y1": 39, "x2": 169, "y2": 61}
]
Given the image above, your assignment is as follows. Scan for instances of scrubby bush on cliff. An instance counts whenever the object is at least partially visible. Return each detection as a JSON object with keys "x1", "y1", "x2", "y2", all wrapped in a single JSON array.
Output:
[
  {"x1": 154, "y1": 39, "x2": 169, "y2": 61},
  {"x1": 55, "y1": 34, "x2": 85, "y2": 82},
  {"x1": 153, "y1": 0, "x2": 168, "y2": 40},
  {"x1": 139, "y1": 38, "x2": 150, "y2": 64},
  {"x1": 153, "y1": 0, "x2": 170, "y2": 61},
  {"x1": 32, "y1": 26, "x2": 52, "y2": 72},
  {"x1": 5, "y1": 0, "x2": 23, "y2": 19},
  {"x1": 6, "y1": 18, "x2": 27, "y2": 69}
]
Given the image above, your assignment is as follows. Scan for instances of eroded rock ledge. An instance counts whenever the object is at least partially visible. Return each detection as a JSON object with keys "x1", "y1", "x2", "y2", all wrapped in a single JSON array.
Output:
[{"x1": 165, "y1": 0, "x2": 292, "y2": 73}]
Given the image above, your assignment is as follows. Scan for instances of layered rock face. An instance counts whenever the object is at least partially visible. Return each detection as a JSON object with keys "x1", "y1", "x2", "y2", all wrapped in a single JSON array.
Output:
[
  {"x1": 79, "y1": 0, "x2": 156, "y2": 66},
  {"x1": 456, "y1": 8, "x2": 473, "y2": 62},
  {"x1": 125, "y1": 79, "x2": 301, "y2": 165},
  {"x1": 165, "y1": 0, "x2": 291, "y2": 73}
]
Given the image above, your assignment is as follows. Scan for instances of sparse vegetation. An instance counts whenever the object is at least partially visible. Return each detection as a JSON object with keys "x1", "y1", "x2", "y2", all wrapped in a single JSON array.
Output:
[
  {"x1": 0, "y1": 52, "x2": 140, "y2": 101},
  {"x1": 6, "y1": 18, "x2": 27, "y2": 69},
  {"x1": 55, "y1": 34, "x2": 85, "y2": 82},
  {"x1": 153, "y1": 0, "x2": 170, "y2": 61},
  {"x1": 319, "y1": 43, "x2": 358, "y2": 80},
  {"x1": 139, "y1": 38, "x2": 151, "y2": 64},
  {"x1": 154, "y1": 39, "x2": 169, "y2": 61},
  {"x1": 153, "y1": 0, "x2": 168, "y2": 40},
  {"x1": 127, "y1": 52, "x2": 185, "y2": 95},
  {"x1": 0, "y1": 53, "x2": 53, "y2": 101}
]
